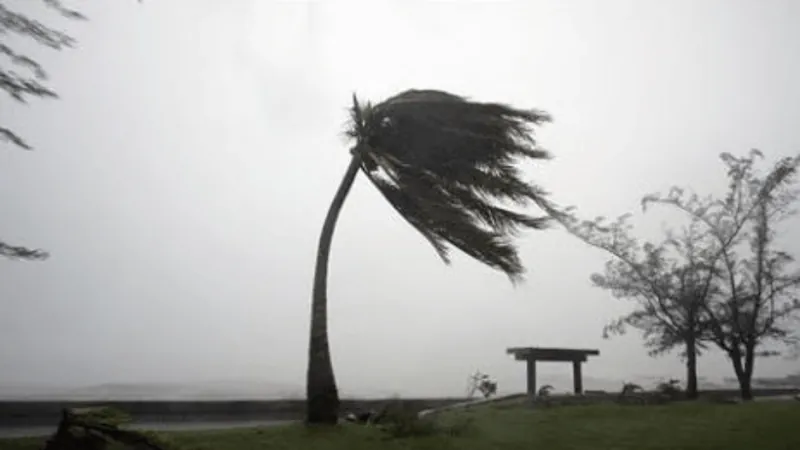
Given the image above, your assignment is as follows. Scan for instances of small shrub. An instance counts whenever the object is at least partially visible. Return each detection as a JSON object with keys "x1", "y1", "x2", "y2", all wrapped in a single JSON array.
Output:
[
  {"x1": 533, "y1": 385, "x2": 556, "y2": 408},
  {"x1": 379, "y1": 401, "x2": 438, "y2": 439},
  {"x1": 620, "y1": 382, "x2": 643, "y2": 395},
  {"x1": 376, "y1": 400, "x2": 475, "y2": 440},
  {"x1": 537, "y1": 385, "x2": 555, "y2": 397},
  {"x1": 656, "y1": 379, "x2": 685, "y2": 400},
  {"x1": 42, "y1": 407, "x2": 173, "y2": 450},
  {"x1": 466, "y1": 371, "x2": 498, "y2": 399},
  {"x1": 617, "y1": 382, "x2": 645, "y2": 405}
]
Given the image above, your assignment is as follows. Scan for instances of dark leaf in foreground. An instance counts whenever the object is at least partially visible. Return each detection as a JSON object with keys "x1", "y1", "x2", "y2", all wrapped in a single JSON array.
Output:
[{"x1": 0, "y1": 241, "x2": 48, "y2": 259}]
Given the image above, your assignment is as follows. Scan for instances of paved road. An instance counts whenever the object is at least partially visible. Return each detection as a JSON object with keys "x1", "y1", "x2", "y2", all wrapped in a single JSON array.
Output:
[{"x1": 0, "y1": 419, "x2": 293, "y2": 439}]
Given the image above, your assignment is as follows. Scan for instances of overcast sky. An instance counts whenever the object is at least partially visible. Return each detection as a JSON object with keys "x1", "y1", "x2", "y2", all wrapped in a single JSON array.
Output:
[{"x1": 2, "y1": 0, "x2": 799, "y2": 397}]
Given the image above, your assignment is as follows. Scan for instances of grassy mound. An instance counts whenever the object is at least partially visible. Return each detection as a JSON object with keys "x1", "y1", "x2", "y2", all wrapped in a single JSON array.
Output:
[{"x1": 1, "y1": 401, "x2": 798, "y2": 450}]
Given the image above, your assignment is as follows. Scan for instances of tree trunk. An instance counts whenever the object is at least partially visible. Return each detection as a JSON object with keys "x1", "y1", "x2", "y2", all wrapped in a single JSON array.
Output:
[
  {"x1": 738, "y1": 374, "x2": 753, "y2": 401},
  {"x1": 740, "y1": 341, "x2": 756, "y2": 401},
  {"x1": 685, "y1": 337, "x2": 698, "y2": 400},
  {"x1": 306, "y1": 154, "x2": 362, "y2": 425},
  {"x1": 729, "y1": 347, "x2": 754, "y2": 401}
]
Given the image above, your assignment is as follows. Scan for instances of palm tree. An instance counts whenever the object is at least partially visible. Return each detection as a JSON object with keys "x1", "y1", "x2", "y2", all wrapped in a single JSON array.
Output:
[{"x1": 307, "y1": 89, "x2": 557, "y2": 424}]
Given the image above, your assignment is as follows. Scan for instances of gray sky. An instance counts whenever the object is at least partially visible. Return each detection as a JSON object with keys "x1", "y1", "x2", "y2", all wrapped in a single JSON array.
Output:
[{"x1": 2, "y1": 0, "x2": 800, "y2": 398}]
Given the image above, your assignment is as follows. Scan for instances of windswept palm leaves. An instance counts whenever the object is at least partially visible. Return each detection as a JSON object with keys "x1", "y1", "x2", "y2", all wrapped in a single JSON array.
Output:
[
  {"x1": 347, "y1": 90, "x2": 554, "y2": 280},
  {"x1": 307, "y1": 89, "x2": 558, "y2": 424}
]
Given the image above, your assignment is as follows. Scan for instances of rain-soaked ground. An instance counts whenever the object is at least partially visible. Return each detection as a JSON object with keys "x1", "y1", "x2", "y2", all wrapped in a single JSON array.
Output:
[{"x1": 0, "y1": 394, "x2": 795, "y2": 439}]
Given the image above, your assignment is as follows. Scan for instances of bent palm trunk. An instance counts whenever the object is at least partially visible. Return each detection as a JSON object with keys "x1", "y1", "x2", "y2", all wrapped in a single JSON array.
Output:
[{"x1": 306, "y1": 153, "x2": 362, "y2": 425}]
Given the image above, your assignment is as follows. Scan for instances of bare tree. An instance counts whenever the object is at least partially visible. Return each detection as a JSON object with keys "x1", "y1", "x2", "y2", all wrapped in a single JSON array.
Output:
[
  {"x1": 1, "y1": 0, "x2": 87, "y2": 260},
  {"x1": 558, "y1": 211, "x2": 715, "y2": 399},
  {"x1": 643, "y1": 150, "x2": 800, "y2": 400}
]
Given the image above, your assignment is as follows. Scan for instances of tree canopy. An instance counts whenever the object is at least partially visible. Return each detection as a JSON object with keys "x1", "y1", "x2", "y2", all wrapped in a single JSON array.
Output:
[
  {"x1": 348, "y1": 90, "x2": 557, "y2": 282},
  {"x1": 560, "y1": 149, "x2": 800, "y2": 400},
  {"x1": 1, "y1": 0, "x2": 88, "y2": 260},
  {"x1": 643, "y1": 150, "x2": 800, "y2": 398}
]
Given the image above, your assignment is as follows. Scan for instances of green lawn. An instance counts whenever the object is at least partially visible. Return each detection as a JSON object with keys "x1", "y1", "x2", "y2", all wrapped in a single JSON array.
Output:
[{"x1": 1, "y1": 401, "x2": 798, "y2": 450}]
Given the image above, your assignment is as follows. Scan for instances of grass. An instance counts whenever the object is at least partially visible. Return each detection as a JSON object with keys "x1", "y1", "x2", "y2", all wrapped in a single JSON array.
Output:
[{"x1": 1, "y1": 401, "x2": 798, "y2": 450}]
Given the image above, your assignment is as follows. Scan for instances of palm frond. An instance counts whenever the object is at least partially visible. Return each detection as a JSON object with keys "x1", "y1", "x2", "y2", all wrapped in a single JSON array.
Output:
[
  {"x1": 347, "y1": 89, "x2": 555, "y2": 282},
  {"x1": 0, "y1": 241, "x2": 48, "y2": 260}
]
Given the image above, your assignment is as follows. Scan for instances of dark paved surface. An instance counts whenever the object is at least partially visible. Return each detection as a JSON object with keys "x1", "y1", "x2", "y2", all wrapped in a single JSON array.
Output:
[{"x1": 0, "y1": 419, "x2": 293, "y2": 439}]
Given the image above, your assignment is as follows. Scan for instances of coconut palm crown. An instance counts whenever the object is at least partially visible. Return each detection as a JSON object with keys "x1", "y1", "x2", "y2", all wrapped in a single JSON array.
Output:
[
  {"x1": 347, "y1": 89, "x2": 554, "y2": 281},
  {"x1": 306, "y1": 89, "x2": 557, "y2": 426}
]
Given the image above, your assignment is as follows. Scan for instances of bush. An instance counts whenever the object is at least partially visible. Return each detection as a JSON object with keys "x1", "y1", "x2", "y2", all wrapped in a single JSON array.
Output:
[
  {"x1": 378, "y1": 400, "x2": 438, "y2": 439},
  {"x1": 616, "y1": 382, "x2": 645, "y2": 405},
  {"x1": 376, "y1": 400, "x2": 475, "y2": 440},
  {"x1": 466, "y1": 371, "x2": 498, "y2": 399},
  {"x1": 620, "y1": 382, "x2": 643, "y2": 395},
  {"x1": 537, "y1": 385, "x2": 555, "y2": 397},
  {"x1": 42, "y1": 407, "x2": 174, "y2": 450},
  {"x1": 656, "y1": 379, "x2": 685, "y2": 400}
]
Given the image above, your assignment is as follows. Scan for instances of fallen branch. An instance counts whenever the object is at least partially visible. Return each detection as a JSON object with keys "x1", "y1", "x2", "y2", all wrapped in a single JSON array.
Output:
[{"x1": 42, "y1": 407, "x2": 171, "y2": 450}]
